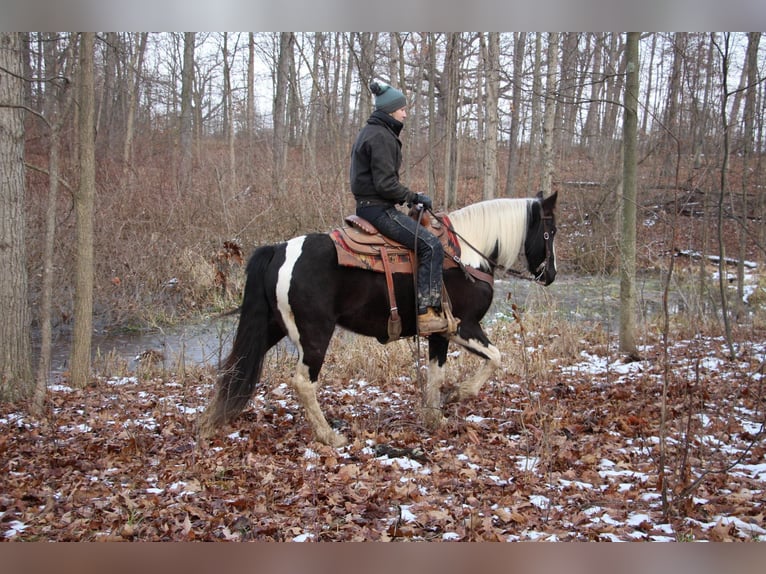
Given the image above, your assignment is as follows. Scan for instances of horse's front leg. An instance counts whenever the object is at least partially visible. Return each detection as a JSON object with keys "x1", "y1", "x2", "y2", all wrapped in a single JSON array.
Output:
[
  {"x1": 441, "y1": 330, "x2": 502, "y2": 405},
  {"x1": 422, "y1": 335, "x2": 449, "y2": 430}
]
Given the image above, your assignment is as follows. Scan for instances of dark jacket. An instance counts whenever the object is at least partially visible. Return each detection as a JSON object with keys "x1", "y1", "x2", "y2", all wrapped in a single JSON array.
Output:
[{"x1": 350, "y1": 110, "x2": 416, "y2": 208}]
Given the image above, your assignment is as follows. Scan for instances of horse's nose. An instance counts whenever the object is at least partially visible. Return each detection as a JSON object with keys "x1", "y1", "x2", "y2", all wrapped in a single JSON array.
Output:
[{"x1": 543, "y1": 268, "x2": 556, "y2": 285}]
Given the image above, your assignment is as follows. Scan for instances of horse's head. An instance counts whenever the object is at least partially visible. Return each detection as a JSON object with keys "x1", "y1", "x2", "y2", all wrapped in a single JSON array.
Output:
[{"x1": 525, "y1": 191, "x2": 558, "y2": 285}]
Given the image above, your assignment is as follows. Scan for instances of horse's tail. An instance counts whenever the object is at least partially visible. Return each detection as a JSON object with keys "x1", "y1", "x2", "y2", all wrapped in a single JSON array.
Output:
[{"x1": 198, "y1": 244, "x2": 279, "y2": 439}]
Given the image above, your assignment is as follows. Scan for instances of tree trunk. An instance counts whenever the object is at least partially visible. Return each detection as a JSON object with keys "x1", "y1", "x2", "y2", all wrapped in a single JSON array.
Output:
[
  {"x1": 481, "y1": 32, "x2": 499, "y2": 200},
  {"x1": 122, "y1": 32, "x2": 147, "y2": 182},
  {"x1": 178, "y1": 32, "x2": 195, "y2": 190},
  {"x1": 33, "y1": 33, "x2": 75, "y2": 413},
  {"x1": 504, "y1": 32, "x2": 525, "y2": 197},
  {"x1": 540, "y1": 33, "x2": 559, "y2": 197},
  {"x1": 527, "y1": 33, "x2": 543, "y2": 186},
  {"x1": 443, "y1": 33, "x2": 460, "y2": 209},
  {"x1": 273, "y1": 32, "x2": 292, "y2": 197},
  {"x1": 715, "y1": 33, "x2": 736, "y2": 358},
  {"x1": 0, "y1": 32, "x2": 33, "y2": 402},
  {"x1": 70, "y1": 32, "x2": 97, "y2": 388},
  {"x1": 427, "y1": 33, "x2": 437, "y2": 200},
  {"x1": 619, "y1": 32, "x2": 640, "y2": 359},
  {"x1": 736, "y1": 32, "x2": 760, "y2": 319},
  {"x1": 583, "y1": 33, "x2": 603, "y2": 149}
]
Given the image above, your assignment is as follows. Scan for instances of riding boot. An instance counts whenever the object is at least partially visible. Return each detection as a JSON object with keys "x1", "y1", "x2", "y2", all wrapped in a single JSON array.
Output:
[{"x1": 417, "y1": 307, "x2": 450, "y2": 335}]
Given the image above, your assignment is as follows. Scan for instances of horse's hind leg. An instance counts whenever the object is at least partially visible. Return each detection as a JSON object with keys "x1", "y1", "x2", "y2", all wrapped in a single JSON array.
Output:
[{"x1": 290, "y1": 362, "x2": 347, "y2": 447}]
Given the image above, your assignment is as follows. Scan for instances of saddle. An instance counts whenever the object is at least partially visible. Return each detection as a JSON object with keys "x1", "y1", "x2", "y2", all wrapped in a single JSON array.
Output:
[
  {"x1": 330, "y1": 212, "x2": 461, "y2": 275},
  {"x1": 330, "y1": 212, "x2": 489, "y2": 341}
]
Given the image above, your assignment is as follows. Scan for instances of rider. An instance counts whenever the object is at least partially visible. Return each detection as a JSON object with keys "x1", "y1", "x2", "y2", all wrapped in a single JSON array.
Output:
[{"x1": 350, "y1": 80, "x2": 451, "y2": 336}]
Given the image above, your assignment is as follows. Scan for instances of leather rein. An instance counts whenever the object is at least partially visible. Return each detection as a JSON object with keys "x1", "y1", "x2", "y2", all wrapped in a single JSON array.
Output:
[{"x1": 428, "y1": 208, "x2": 554, "y2": 285}]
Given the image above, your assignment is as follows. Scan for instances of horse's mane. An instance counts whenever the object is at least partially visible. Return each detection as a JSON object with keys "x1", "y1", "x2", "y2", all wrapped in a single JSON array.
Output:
[{"x1": 447, "y1": 198, "x2": 532, "y2": 271}]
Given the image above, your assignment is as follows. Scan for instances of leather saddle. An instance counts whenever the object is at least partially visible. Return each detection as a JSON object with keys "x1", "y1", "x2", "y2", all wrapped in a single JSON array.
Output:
[{"x1": 329, "y1": 212, "x2": 461, "y2": 275}]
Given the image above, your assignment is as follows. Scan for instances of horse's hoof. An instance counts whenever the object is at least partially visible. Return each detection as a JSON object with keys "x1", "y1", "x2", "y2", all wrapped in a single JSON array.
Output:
[
  {"x1": 318, "y1": 431, "x2": 348, "y2": 448},
  {"x1": 424, "y1": 409, "x2": 445, "y2": 430},
  {"x1": 440, "y1": 386, "x2": 460, "y2": 406}
]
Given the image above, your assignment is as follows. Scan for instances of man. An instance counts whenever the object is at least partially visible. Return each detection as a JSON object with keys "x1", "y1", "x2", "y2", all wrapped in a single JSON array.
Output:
[{"x1": 350, "y1": 80, "x2": 450, "y2": 336}]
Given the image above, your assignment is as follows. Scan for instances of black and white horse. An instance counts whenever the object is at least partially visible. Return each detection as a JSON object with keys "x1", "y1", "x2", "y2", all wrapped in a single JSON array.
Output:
[{"x1": 199, "y1": 192, "x2": 558, "y2": 446}]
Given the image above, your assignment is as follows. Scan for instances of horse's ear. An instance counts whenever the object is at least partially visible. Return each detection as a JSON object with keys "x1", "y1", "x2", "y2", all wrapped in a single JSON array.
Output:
[{"x1": 542, "y1": 190, "x2": 558, "y2": 211}]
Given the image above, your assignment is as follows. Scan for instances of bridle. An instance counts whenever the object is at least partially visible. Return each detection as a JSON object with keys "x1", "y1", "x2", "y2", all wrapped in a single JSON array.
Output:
[
  {"x1": 429, "y1": 207, "x2": 555, "y2": 285},
  {"x1": 502, "y1": 213, "x2": 554, "y2": 283}
]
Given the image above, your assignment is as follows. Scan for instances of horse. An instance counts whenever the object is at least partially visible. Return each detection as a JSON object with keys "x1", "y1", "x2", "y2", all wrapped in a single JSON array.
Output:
[{"x1": 198, "y1": 191, "x2": 558, "y2": 447}]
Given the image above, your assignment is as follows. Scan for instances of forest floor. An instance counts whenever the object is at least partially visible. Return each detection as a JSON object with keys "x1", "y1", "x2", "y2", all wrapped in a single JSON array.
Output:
[
  {"x1": 2, "y1": 314, "x2": 764, "y2": 541},
  {"x1": 5, "y1": 181, "x2": 766, "y2": 541}
]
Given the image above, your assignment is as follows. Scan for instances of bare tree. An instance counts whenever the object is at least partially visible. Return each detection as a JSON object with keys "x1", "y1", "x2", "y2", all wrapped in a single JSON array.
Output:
[
  {"x1": 620, "y1": 32, "x2": 640, "y2": 359},
  {"x1": 443, "y1": 33, "x2": 460, "y2": 209},
  {"x1": 736, "y1": 32, "x2": 761, "y2": 319},
  {"x1": 0, "y1": 32, "x2": 33, "y2": 401},
  {"x1": 540, "y1": 33, "x2": 559, "y2": 197},
  {"x1": 70, "y1": 32, "x2": 96, "y2": 388},
  {"x1": 504, "y1": 32, "x2": 525, "y2": 196},
  {"x1": 481, "y1": 32, "x2": 499, "y2": 200},
  {"x1": 713, "y1": 33, "x2": 736, "y2": 358},
  {"x1": 273, "y1": 32, "x2": 292, "y2": 197},
  {"x1": 178, "y1": 32, "x2": 195, "y2": 189},
  {"x1": 33, "y1": 34, "x2": 76, "y2": 413},
  {"x1": 122, "y1": 32, "x2": 147, "y2": 181}
]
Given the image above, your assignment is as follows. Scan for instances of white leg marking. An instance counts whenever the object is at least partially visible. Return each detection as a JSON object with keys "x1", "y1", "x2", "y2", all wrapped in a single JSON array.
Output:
[
  {"x1": 291, "y1": 363, "x2": 347, "y2": 447},
  {"x1": 450, "y1": 335, "x2": 502, "y2": 399},
  {"x1": 423, "y1": 358, "x2": 446, "y2": 429},
  {"x1": 276, "y1": 236, "x2": 306, "y2": 360}
]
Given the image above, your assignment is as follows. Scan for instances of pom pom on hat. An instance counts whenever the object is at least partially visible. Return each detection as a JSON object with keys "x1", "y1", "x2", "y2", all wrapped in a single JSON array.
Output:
[{"x1": 370, "y1": 80, "x2": 407, "y2": 114}]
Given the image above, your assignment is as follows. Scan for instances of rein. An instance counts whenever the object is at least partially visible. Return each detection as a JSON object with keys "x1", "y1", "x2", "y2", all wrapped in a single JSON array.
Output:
[{"x1": 428, "y1": 208, "x2": 553, "y2": 284}]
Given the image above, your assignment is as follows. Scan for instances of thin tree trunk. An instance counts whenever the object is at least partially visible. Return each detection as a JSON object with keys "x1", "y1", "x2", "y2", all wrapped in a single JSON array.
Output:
[
  {"x1": 714, "y1": 33, "x2": 736, "y2": 358},
  {"x1": 122, "y1": 32, "x2": 147, "y2": 182},
  {"x1": 70, "y1": 32, "x2": 96, "y2": 388},
  {"x1": 481, "y1": 32, "x2": 499, "y2": 200},
  {"x1": 619, "y1": 32, "x2": 640, "y2": 359},
  {"x1": 540, "y1": 33, "x2": 559, "y2": 197},
  {"x1": 736, "y1": 32, "x2": 760, "y2": 319},
  {"x1": 427, "y1": 33, "x2": 437, "y2": 200},
  {"x1": 273, "y1": 32, "x2": 292, "y2": 197},
  {"x1": 178, "y1": 32, "x2": 195, "y2": 190},
  {"x1": 33, "y1": 34, "x2": 75, "y2": 413},
  {"x1": 504, "y1": 32, "x2": 525, "y2": 197},
  {"x1": 443, "y1": 33, "x2": 460, "y2": 209},
  {"x1": 527, "y1": 33, "x2": 543, "y2": 187}
]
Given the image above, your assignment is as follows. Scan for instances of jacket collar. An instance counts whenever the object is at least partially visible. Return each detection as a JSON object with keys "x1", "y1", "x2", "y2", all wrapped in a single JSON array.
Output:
[{"x1": 368, "y1": 109, "x2": 403, "y2": 137}]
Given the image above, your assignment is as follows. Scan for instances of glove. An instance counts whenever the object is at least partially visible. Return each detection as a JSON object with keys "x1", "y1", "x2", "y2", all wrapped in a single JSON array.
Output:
[{"x1": 413, "y1": 193, "x2": 433, "y2": 211}]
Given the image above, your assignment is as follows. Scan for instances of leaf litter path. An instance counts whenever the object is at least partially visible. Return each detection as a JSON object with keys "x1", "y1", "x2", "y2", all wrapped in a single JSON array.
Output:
[{"x1": 1, "y1": 335, "x2": 764, "y2": 541}]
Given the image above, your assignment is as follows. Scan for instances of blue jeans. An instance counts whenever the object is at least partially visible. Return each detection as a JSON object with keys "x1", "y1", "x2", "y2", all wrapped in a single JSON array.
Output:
[{"x1": 358, "y1": 205, "x2": 444, "y2": 314}]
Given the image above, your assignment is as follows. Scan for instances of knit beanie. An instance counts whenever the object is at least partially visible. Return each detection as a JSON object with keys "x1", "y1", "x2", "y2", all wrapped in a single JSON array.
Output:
[{"x1": 370, "y1": 80, "x2": 407, "y2": 114}]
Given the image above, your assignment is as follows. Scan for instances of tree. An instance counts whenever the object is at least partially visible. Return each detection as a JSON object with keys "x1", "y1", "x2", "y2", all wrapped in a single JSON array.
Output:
[
  {"x1": 273, "y1": 32, "x2": 292, "y2": 197},
  {"x1": 540, "y1": 33, "x2": 559, "y2": 196},
  {"x1": 443, "y1": 33, "x2": 460, "y2": 209},
  {"x1": 0, "y1": 32, "x2": 33, "y2": 402},
  {"x1": 178, "y1": 32, "x2": 194, "y2": 189},
  {"x1": 33, "y1": 33, "x2": 76, "y2": 413},
  {"x1": 504, "y1": 32, "x2": 525, "y2": 197},
  {"x1": 619, "y1": 32, "x2": 640, "y2": 359},
  {"x1": 481, "y1": 32, "x2": 499, "y2": 200},
  {"x1": 70, "y1": 32, "x2": 96, "y2": 388}
]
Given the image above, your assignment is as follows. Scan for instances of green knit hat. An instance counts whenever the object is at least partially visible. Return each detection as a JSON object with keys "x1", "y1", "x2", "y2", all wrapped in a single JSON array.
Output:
[{"x1": 370, "y1": 80, "x2": 406, "y2": 113}]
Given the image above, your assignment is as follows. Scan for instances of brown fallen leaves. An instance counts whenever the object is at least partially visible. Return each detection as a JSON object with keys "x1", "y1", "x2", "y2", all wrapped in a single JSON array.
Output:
[{"x1": 1, "y1": 331, "x2": 764, "y2": 542}]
